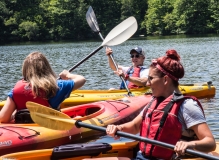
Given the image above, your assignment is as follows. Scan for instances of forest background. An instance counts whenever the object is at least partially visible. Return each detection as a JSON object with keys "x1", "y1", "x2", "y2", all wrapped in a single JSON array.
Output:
[{"x1": 0, "y1": 0, "x2": 219, "y2": 44}]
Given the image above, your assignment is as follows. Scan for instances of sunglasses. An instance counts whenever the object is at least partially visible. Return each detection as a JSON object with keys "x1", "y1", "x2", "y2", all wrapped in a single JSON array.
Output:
[
  {"x1": 130, "y1": 54, "x2": 140, "y2": 58},
  {"x1": 147, "y1": 75, "x2": 161, "y2": 82}
]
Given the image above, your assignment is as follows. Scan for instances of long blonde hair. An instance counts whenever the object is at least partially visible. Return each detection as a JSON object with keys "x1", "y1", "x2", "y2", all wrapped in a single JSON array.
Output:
[{"x1": 22, "y1": 51, "x2": 58, "y2": 99}]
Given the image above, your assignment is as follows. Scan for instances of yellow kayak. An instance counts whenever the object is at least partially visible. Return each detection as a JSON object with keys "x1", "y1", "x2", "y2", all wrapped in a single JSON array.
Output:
[
  {"x1": 0, "y1": 140, "x2": 218, "y2": 160},
  {"x1": 0, "y1": 81, "x2": 216, "y2": 109},
  {"x1": 59, "y1": 81, "x2": 216, "y2": 109}
]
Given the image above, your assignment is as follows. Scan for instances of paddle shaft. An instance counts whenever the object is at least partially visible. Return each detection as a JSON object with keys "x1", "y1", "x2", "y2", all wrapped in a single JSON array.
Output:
[
  {"x1": 75, "y1": 120, "x2": 219, "y2": 160},
  {"x1": 109, "y1": 54, "x2": 132, "y2": 96},
  {"x1": 57, "y1": 46, "x2": 103, "y2": 80},
  {"x1": 26, "y1": 102, "x2": 218, "y2": 160},
  {"x1": 100, "y1": 33, "x2": 132, "y2": 96},
  {"x1": 68, "y1": 46, "x2": 103, "y2": 72},
  {"x1": 58, "y1": 15, "x2": 137, "y2": 79},
  {"x1": 87, "y1": 7, "x2": 132, "y2": 96}
]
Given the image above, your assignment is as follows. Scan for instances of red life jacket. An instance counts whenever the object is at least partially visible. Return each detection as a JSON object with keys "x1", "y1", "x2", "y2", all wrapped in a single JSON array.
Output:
[
  {"x1": 13, "y1": 80, "x2": 50, "y2": 111},
  {"x1": 127, "y1": 67, "x2": 141, "y2": 88},
  {"x1": 120, "y1": 66, "x2": 145, "y2": 89},
  {"x1": 139, "y1": 94, "x2": 204, "y2": 160}
]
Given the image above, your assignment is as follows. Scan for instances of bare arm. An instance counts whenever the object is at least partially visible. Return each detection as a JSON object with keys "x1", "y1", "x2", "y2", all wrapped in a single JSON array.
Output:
[
  {"x1": 119, "y1": 114, "x2": 143, "y2": 134},
  {"x1": 114, "y1": 69, "x2": 148, "y2": 87},
  {"x1": 106, "y1": 47, "x2": 147, "y2": 87},
  {"x1": 126, "y1": 76, "x2": 147, "y2": 87},
  {"x1": 106, "y1": 47, "x2": 118, "y2": 71},
  {"x1": 106, "y1": 114, "x2": 143, "y2": 138},
  {"x1": 174, "y1": 123, "x2": 216, "y2": 155},
  {"x1": 191, "y1": 123, "x2": 216, "y2": 151},
  {"x1": 0, "y1": 97, "x2": 16, "y2": 123},
  {"x1": 59, "y1": 70, "x2": 86, "y2": 91}
]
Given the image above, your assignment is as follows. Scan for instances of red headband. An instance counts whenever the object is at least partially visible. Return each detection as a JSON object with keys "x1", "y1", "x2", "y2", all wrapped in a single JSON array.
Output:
[{"x1": 152, "y1": 59, "x2": 179, "y2": 81}]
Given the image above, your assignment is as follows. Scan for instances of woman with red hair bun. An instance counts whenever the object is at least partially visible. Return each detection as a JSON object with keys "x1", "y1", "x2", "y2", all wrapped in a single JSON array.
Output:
[{"x1": 105, "y1": 49, "x2": 216, "y2": 160}]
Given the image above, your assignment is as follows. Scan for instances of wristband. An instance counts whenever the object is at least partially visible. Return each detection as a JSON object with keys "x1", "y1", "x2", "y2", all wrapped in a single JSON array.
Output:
[{"x1": 124, "y1": 74, "x2": 129, "y2": 81}]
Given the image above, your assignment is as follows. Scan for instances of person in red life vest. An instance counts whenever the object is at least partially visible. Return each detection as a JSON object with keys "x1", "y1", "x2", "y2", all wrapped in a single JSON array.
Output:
[
  {"x1": 0, "y1": 51, "x2": 86, "y2": 123},
  {"x1": 106, "y1": 49, "x2": 216, "y2": 159},
  {"x1": 106, "y1": 46, "x2": 148, "y2": 90}
]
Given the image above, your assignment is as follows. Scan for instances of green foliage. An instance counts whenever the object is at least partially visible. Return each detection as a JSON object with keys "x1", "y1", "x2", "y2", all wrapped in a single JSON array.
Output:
[
  {"x1": 208, "y1": 0, "x2": 219, "y2": 33},
  {"x1": 173, "y1": 0, "x2": 211, "y2": 34},
  {"x1": 83, "y1": 0, "x2": 122, "y2": 37},
  {"x1": 121, "y1": 0, "x2": 148, "y2": 35},
  {"x1": 0, "y1": 0, "x2": 10, "y2": 42},
  {"x1": 18, "y1": 21, "x2": 39, "y2": 40},
  {"x1": 145, "y1": 0, "x2": 175, "y2": 35},
  {"x1": 121, "y1": 0, "x2": 133, "y2": 20},
  {"x1": 0, "y1": 1, "x2": 9, "y2": 20},
  {"x1": 1, "y1": 0, "x2": 219, "y2": 43}
]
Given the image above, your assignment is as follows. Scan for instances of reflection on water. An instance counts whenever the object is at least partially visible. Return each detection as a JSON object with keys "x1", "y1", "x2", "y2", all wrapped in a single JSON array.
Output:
[{"x1": 0, "y1": 35, "x2": 219, "y2": 140}]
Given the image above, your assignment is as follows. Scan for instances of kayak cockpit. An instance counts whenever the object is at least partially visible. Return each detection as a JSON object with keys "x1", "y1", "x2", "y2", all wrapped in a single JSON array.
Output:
[{"x1": 63, "y1": 104, "x2": 104, "y2": 119}]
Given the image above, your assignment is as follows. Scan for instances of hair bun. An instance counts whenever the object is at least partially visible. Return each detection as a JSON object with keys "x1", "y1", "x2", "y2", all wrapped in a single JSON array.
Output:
[{"x1": 166, "y1": 49, "x2": 180, "y2": 61}]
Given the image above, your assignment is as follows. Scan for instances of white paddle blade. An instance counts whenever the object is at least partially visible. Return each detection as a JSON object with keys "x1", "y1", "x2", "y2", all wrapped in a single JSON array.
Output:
[
  {"x1": 86, "y1": 6, "x2": 100, "y2": 32},
  {"x1": 26, "y1": 101, "x2": 74, "y2": 130},
  {"x1": 102, "y1": 16, "x2": 138, "y2": 46}
]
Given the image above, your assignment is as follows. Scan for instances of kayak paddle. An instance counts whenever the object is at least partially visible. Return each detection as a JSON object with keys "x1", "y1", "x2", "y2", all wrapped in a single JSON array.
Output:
[
  {"x1": 86, "y1": 6, "x2": 133, "y2": 96},
  {"x1": 67, "y1": 16, "x2": 137, "y2": 73},
  {"x1": 26, "y1": 101, "x2": 219, "y2": 160}
]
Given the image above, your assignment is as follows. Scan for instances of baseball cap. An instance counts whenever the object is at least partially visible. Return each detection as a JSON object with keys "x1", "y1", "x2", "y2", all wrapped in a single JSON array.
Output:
[{"x1": 130, "y1": 47, "x2": 145, "y2": 56}]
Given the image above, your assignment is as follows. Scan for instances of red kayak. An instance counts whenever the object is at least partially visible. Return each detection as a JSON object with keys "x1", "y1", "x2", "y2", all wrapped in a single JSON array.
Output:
[{"x1": 0, "y1": 94, "x2": 152, "y2": 155}]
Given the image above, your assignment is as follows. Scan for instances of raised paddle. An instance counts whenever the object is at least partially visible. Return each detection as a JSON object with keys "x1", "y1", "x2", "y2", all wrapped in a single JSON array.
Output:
[
  {"x1": 67, "y1": 16, "x2": 137, "y2": 73},
  {"x1": 26, "y1": 101, "x2": 219, "y2": 160},
  {"x1": 57, "y1": 16, "x2": 137, "y2": 79},
  {"x1": 86, "y1": 6, "x2": 133, "y2": 96}
]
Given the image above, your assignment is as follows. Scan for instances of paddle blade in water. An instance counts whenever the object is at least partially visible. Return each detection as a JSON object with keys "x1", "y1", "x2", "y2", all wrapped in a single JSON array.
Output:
[
  {"x1": 86, "y1": 6, "x2": 100, "y2": 32},
  {"x1": 26, "y1": 101, "x2": 74, "y2": 130},
  {"x1": 102, "y1": 16, "x2": 138, "y2": 46}
]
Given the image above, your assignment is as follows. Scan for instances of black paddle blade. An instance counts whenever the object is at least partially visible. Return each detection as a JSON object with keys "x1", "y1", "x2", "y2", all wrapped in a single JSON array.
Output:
[{"x1": 86, "y1": 6, "x2": 100, "y2": 32}]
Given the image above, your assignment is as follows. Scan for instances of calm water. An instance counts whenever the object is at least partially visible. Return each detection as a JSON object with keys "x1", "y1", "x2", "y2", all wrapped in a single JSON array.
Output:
[{"x1": 0, "y1": 35, "x2": 219, "y2": 140}]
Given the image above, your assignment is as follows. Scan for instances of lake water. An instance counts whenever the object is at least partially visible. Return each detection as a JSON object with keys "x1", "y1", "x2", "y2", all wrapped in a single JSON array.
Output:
[{"x1": 0, "y1": 35, "x2": 219, "y2": 140}]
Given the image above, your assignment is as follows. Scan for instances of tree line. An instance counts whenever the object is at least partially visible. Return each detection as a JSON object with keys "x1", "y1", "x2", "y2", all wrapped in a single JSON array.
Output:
[{"x1": 0, "y1": 0, "x2": 218, "y2": 44}]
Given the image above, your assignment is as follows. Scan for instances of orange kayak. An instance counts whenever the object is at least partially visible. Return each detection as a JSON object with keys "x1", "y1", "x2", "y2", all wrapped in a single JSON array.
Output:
[
  {"x1": 0, "y1": 140, "x2": 218, "y2": 160},
  {"x1": 0, "y1": 94, "x2": 151, "y2": 156}
]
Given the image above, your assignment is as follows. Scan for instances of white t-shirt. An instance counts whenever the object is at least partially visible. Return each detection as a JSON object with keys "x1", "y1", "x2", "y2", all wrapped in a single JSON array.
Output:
[{"x1": 178, "y1": 98, "x2": 206, "y2": 137}]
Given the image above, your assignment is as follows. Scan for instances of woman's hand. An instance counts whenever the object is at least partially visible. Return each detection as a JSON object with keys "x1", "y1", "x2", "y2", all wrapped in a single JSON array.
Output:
[
  {"x1": 59, "y1": 69, "x2": 71, "y2": 80},
  {"x1": 174, "y1": 140, "x2": 196, "y2": 156},
  {"x1": 106, "y1": 124, "x2": 122, "y2": 140}
]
